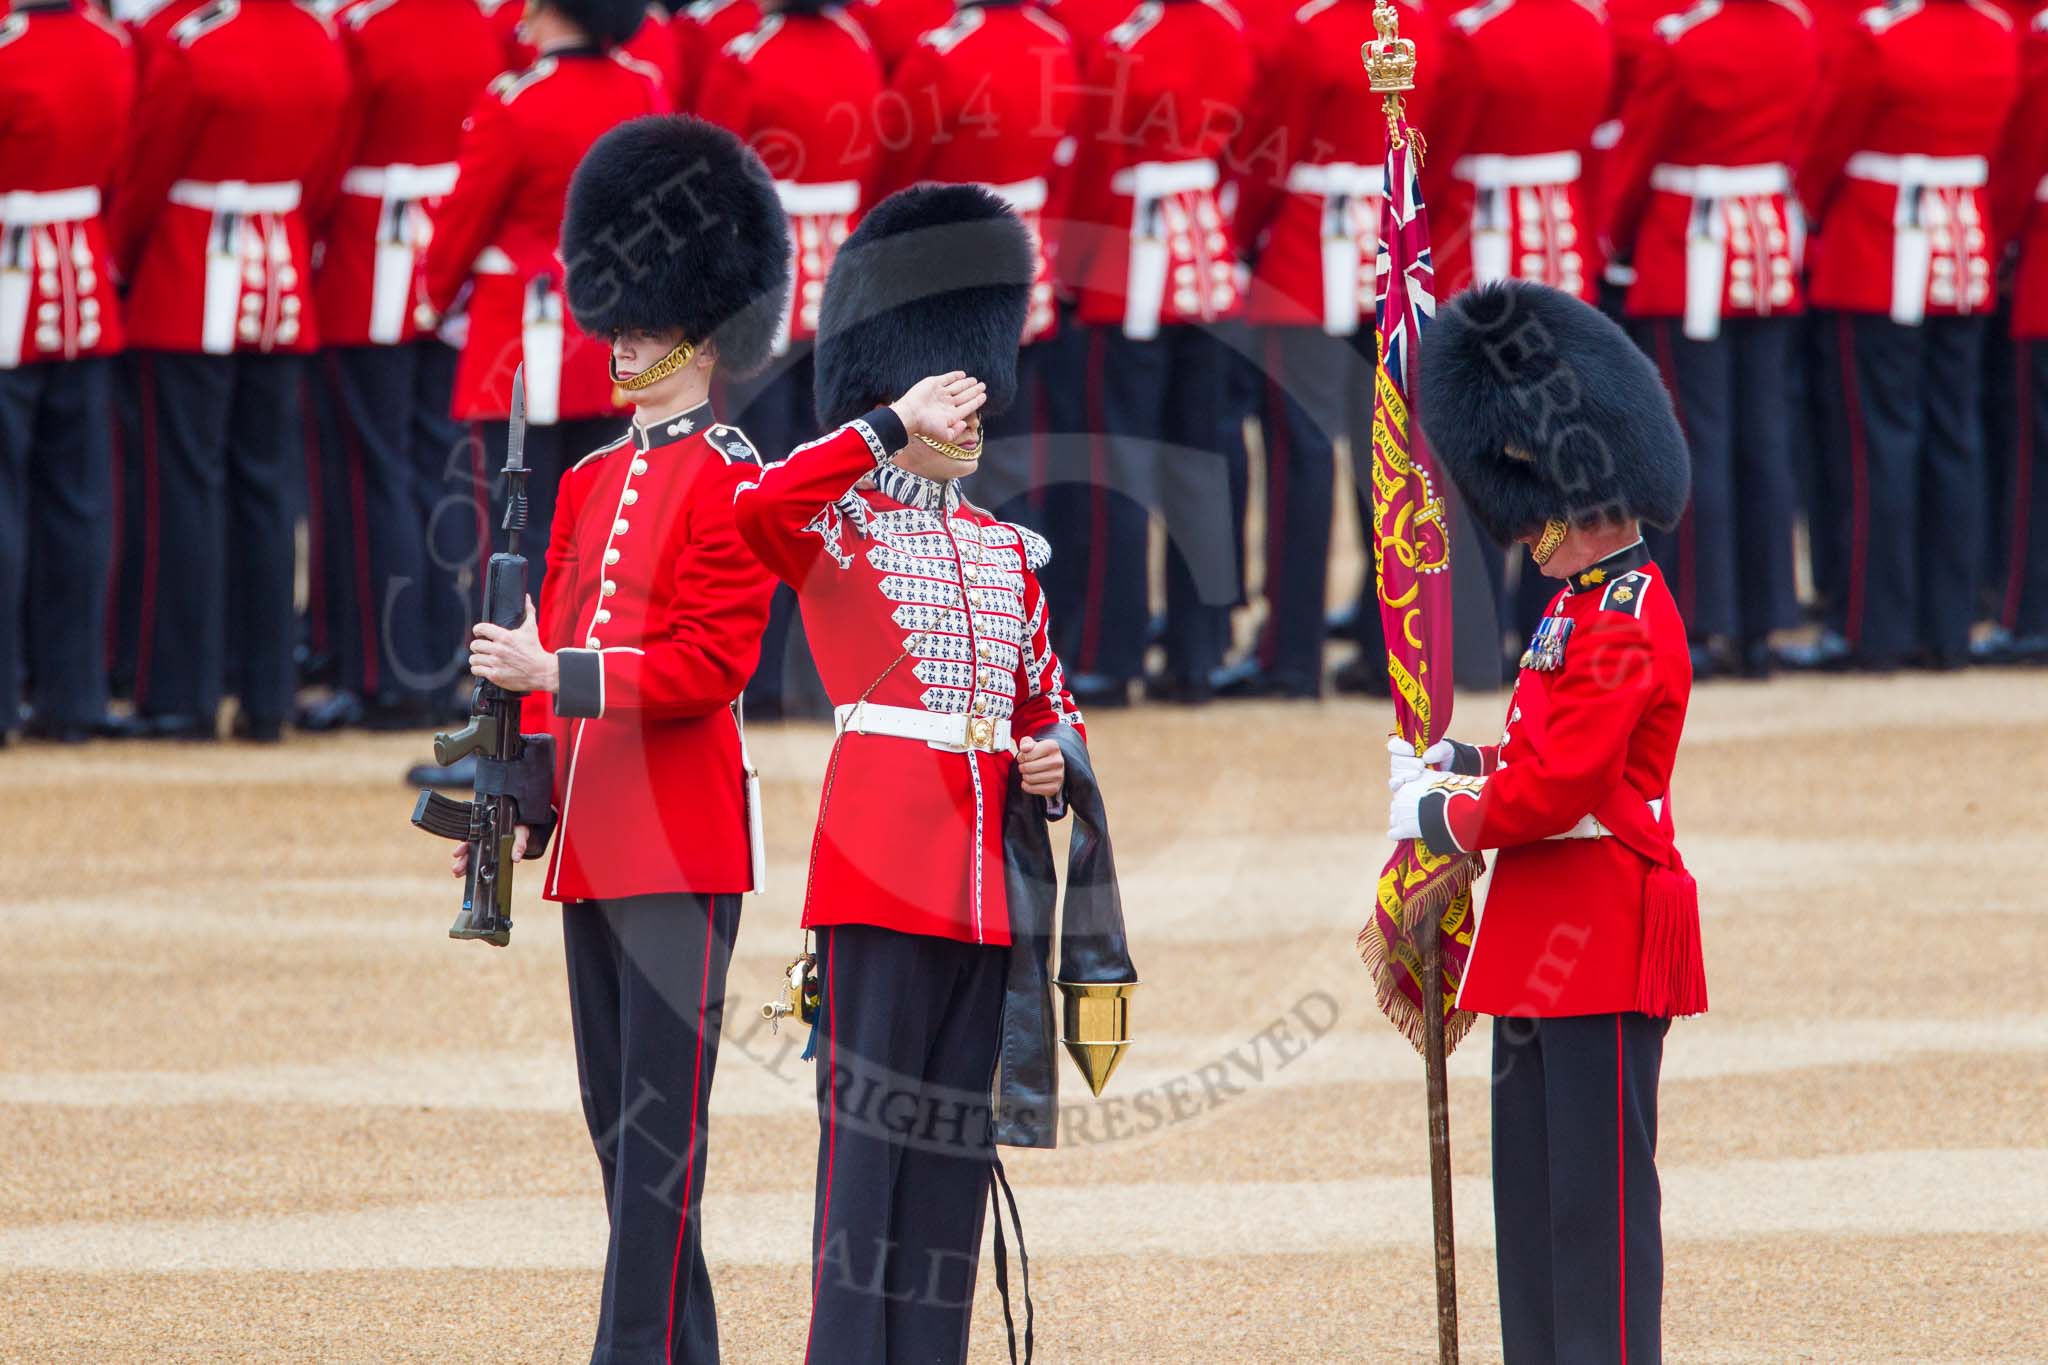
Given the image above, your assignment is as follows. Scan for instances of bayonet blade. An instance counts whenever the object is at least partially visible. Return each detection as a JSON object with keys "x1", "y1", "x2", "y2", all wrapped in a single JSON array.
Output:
[{"x1": 506, "y1": 365, "x2": 528, "y2": 475}]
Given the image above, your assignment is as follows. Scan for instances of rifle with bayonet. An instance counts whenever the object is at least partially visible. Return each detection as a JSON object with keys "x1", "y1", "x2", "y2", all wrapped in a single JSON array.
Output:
[{"x1": 411, "y1": 366, "x2": 558, "y2": 946}]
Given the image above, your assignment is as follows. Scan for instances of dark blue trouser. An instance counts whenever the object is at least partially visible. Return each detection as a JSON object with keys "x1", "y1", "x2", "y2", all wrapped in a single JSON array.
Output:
[
  {"x1": 307, "y1": 341, "x2": 478, "y2": 703},
  {"x1": 564, "y1": 892, "x2": 742, "y2": 1365},
  {"x1": 1254, "y1": 325, "x2": 1375, "y2": 689},
  {"x1": 1814, "y1": 311, "x2": 1988, "y2": 665},
  {"x1": 1632, "y1": 317, "x2": 1801, "y2": 644},
  {"x1": 0, "y1": 357, "x2": 113, "y2": 729},
  {"x1": 806, "y1": 924, "x2": 1006, "y2": 1365},
  {"x1": 1492, "y1": 1012, "x2": 1669, "y2": 1365},
  {"x1": 124, "y1": 350, "x2": 302, "y2": 726},
  {"x1": 1069, "y1": 324, "x2": 1236, "y2": 686},
  {"x1": 1986, "y1": 333, "x2": 2048, "y2": 637}
]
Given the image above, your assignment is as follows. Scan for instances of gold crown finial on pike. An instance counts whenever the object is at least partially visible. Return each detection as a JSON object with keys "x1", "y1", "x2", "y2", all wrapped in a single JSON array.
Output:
[{"x1": 1364, "y1": 0, "x2": 1417, "y2": 94}]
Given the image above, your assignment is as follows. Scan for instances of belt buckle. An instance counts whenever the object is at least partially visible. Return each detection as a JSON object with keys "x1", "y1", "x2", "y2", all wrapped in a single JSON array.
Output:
[{"x1": 967, "y1": 717, "x2": 995, "y2": 752}]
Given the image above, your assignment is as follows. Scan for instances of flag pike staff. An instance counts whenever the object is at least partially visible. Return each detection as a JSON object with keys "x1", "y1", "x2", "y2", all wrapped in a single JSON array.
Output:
[{"x1": 1364, "y1": 7, "x2": 1460, "y2": 1363}]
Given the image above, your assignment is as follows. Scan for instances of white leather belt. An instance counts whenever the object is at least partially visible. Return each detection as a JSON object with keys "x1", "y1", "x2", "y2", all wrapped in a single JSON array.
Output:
[
  {"x1": 1110, "y1": 158, "x2": 1218, "y2": 199},
  {"x1": 986, "y1": 176, "x2": 1048, "y2": 213},
  {"x1": 1551, "y1": 797, "x2": 1664, "y2": 841},
  {"x1": 1451, "y1": 151, "x2": 1580, "y2": 189},
  {"x1": 340, "y1": 161, "x2": 459, "y2": 199},
  {"x1": 776, "y1": 178, "x2": 860, "y2": 216},
  {"x1": 167, "y1": 178, "x2": 302, "y2": 213},
  {"x1": 473, "y1": 245, "x2": 516, "y2": 274},
  {"x1": 1649, "y1": 162, "x2": 1789, "y2": 198},
  {"x1": 1844, "y1": 152, "x2": 1987, "y2": 189},
  {"x1": 1286, "y1": 161, "x2": 1381, "y2": 197},
  {"x1": 833, "y1": 702, "x2": 1013, "y2": 754},
  {"x1": 0, "y1": 186, "x2": 101, "y2": 226}
]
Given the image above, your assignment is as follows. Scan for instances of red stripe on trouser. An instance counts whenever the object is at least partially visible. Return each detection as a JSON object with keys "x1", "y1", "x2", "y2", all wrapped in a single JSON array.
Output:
[
  {"x1": 1616, "y1": 1015, "x2": 1628, "y2": 1365},
  {"x1": 1259, "y1": 330, "x2": 1289, "y2": 669},
  {"x1": 330, "y1": 355, "x2": 380, "y2": 695},
  {"x1": 803, "y1": 939, "x2": 839, "y2": 1364},
  {"x1": 664, "y1": 904, "x2": 720, "y2": 1364},
  {"x1": 2005, "y1": 346, "x2": 2035, "y2": 629},
  {"x1": 1081, "y1": 329, "x2": 1109, "y2": 672},
  {"x1": 302, "y1": 371, "x2": 329, "y2": 655},
  {"x1": 1837, "y1": 315, "x2": 1870, "y2": 648},
  {"x1": 1650, "y1": 323, "x2": 1697, "y2": 623},
  {"x1": 133, "y1": 357, "x2": 160, "y2": 707},
  {"x1": 105, "y1": 367, "x2": 125, "y2": 672}
]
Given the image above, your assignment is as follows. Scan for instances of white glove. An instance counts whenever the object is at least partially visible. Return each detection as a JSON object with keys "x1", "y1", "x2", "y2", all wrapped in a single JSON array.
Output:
[
  {"x1": 1387, "y1": 736, "x2": 1457, "y2": 793},
  {"x1": 1388, "y1": 774, "x2": 1431, "y2": 842}
]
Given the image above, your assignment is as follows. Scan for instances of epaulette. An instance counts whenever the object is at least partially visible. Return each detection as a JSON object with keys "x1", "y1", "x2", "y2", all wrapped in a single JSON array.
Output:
[
  {"x1": 706, "y1": 423, "x2": 761, "y2": 466},
  {"x1": 1020, "y1": 4, "x2": 1070, "y2": 42},
  {"x1": 490, "y1": 55, "x2": 558, "y2": 104},
  {"x1": 610, "y1": 47, "x2": 665, "y2": 87},
  {"x1": 1105, "y1": 1, "x2": 1164, "y2": 49},
  {"x1": 828, "y1": 6, "x2": 874, "y2": 49},
  {"x1": 1014, "y1": 523, "x2": 1052, "y2": 573},
  {"x1": 1857, "y1": 0, "x2": 1921, "y2": 35},
  {"x1": 1599, "y1": 569, "x2": 1653, "y2": 618},
  {"x1": 296, "y1": 0, "x2": 340, "y2": 40},
  {"x1": 1760, "y1": 0, "x2": 1814, "y2": 28},
  {"x1": 1963, "y1": 0, "x2": 2012, "y2": 28},
  {"x1": 0, "y1": 13, "x2": 24, "y2": 49},
  {"x1": 722, "y1": 12, "x2": 781, "y2": 59},
  {"x1": 1654, "y1": 0, "x2": 1722, "y2": 43},
  {"x1": 1294, "y1": 0, "x2": 1340, "y2": 23},
  {"x1": 919, "y1": 4, "x2": 985, "y2": 53},
  {"x1": 1450, "y1": 0, "x2": 1513, "y2": 35},
  {"x1": 343, "y1": 0, "x2": 399, "y2": 31},
  {"x1": 685, "y1": 0, "x2": 739, "y2": 21},
  {"x1": 571, "y1": 432, "x2": 633, "y2": 471},
  {"x1": 1565, "y1": 0, "x2": 1607, "y2": 21},
  {"x1": 82, "y1": 4, "x2": 134, "y2": 44},
  {"x1": 1200, "y1": 0, "x2": 1246, "y2": 30},
  {"x1": 171, "y1": 0, "x2": 239, "y2": 48}
]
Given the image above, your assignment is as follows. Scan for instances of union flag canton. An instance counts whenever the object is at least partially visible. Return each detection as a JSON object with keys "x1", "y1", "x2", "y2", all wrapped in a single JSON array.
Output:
[{"x1": 1357, "y1": 117, "x2": 1481, "y2": 1054}]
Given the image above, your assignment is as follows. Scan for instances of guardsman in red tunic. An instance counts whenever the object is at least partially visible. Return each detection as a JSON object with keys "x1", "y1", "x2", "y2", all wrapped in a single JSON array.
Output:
[
  {"x1": 873, "y1": 0, "x2": 1081, "y2": 548},
  {"x1": 732, "y1": 187, "x2": 1085, "y2": 1364},
  {"x1": 421, "y1": 0, "x2": 667, "y2": 616},
  {"x1": 1599, "y1": 0, "x2": 1819, "y2": 679},
  {"x1": 670, "y1": 0, "x2": 758, "y2": 108},
  {"x1": 1423, "y1": 0, "x2": 1612, "y2": 305},
  {"x1": 1394, "y1": 280, "x2": 1702, "y2": 1365},
  {"x1": 297, "y1": 0, "x2": 505, "y2": 733},
  {"x1": 1057, "y1": 0, "x2": 1254, "y2": 704},
  {"x1": 1793, "y1": 0, "x2": 2019, "y2": 670},
  {"x1": 696, "y1": 0, "x2": 885, "y2": 715},
  {"x1": 0, "y1": 0, "x2": 134, "y2": 744},
  {"x1": 460, "y1": 116, "x2": 786, "y2": 1365},
  {"x1": 1219, "y1": 0, "x2": 1438, "y2": 699},
  {"x1": 109, "y1": 0, "x2": 349, "y2": 740},
  {"x1": 1983, "y1": 1, "x2": 2048, "y2": 662}
]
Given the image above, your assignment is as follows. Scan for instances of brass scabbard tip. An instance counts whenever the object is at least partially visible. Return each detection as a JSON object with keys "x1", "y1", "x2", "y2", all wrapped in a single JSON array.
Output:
[{"x1": 1055, "y1": 980, "x2": 1138, "y2": 1097}]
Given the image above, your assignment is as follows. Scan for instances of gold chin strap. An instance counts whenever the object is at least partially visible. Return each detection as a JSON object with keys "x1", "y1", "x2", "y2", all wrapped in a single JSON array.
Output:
[
  {"x1": 1530, "y1": 517, "x2": 1569, "y2": 566},
  {"x1": 914, "y1": 432, "x2": 981, "y2": 464},
  {"x1": 611, "y1": 339, "x2": 695, "y2": 392}
]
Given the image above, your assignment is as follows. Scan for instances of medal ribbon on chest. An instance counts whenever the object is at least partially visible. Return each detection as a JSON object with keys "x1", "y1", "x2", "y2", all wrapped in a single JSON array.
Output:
[{"x1": 1519, "y1": 614, "x2": 1574, "y2": 671}]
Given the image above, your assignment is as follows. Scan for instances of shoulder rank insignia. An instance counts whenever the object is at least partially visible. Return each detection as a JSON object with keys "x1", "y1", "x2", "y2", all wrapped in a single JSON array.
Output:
[
  {"x1": 1599, "y1": 569, "x2": 1651, "y2": 618},
  {"x1": 707, "y1": 424, "x2": 760, "y2": 466},
  {"x1": 1519, "y1": 614, "x2": 1574, "y2": 671}
]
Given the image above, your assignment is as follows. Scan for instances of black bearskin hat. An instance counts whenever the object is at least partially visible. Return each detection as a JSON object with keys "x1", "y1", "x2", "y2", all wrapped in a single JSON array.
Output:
[
  {"x1": 561, "y1": 115, "x2": 791, "y2": 378},
  {"x1": 1417, "y1": 280, "x2": 1691, "y2": 544},
  {"x1": 548, "y1": 0, "x2": 648, "y2": 47},
  {"x1": 813, "y1": 183, "x2": 1035, "y2": 430}
]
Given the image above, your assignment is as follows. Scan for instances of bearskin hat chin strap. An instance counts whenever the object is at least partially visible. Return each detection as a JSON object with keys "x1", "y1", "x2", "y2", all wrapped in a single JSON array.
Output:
[
  {"x1": 1529, "y1": 518, "x2": 1569, "y2": 566},
  {"x1": 914, "y1": 432, "x2": 980, "y2": 464},
  {"x1": 610, "y1": 339, "x2": 696, "y2": 392}
]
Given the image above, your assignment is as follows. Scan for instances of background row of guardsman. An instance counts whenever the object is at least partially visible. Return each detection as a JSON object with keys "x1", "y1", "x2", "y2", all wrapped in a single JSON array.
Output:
[{"x1": 3, "y1": 0, "x2": 2046, "y2": 743}]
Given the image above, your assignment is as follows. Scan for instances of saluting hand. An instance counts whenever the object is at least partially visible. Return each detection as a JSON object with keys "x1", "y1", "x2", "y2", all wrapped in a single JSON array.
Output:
[
  {"x1": 470, "y1": 597, "x2": 559, "y2": 694},
  {"x1": 891, "y1": 371, "x2": 988, "y2": 446},
  {"x1": 1017, "y1": 734, "x2": 1065, "y2": 797}
]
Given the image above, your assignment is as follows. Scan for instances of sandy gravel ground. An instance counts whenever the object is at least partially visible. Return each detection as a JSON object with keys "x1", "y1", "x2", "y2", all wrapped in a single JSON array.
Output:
[{"x1": 3, "y1": 669, "x2": 2045, "y2": 1362}]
